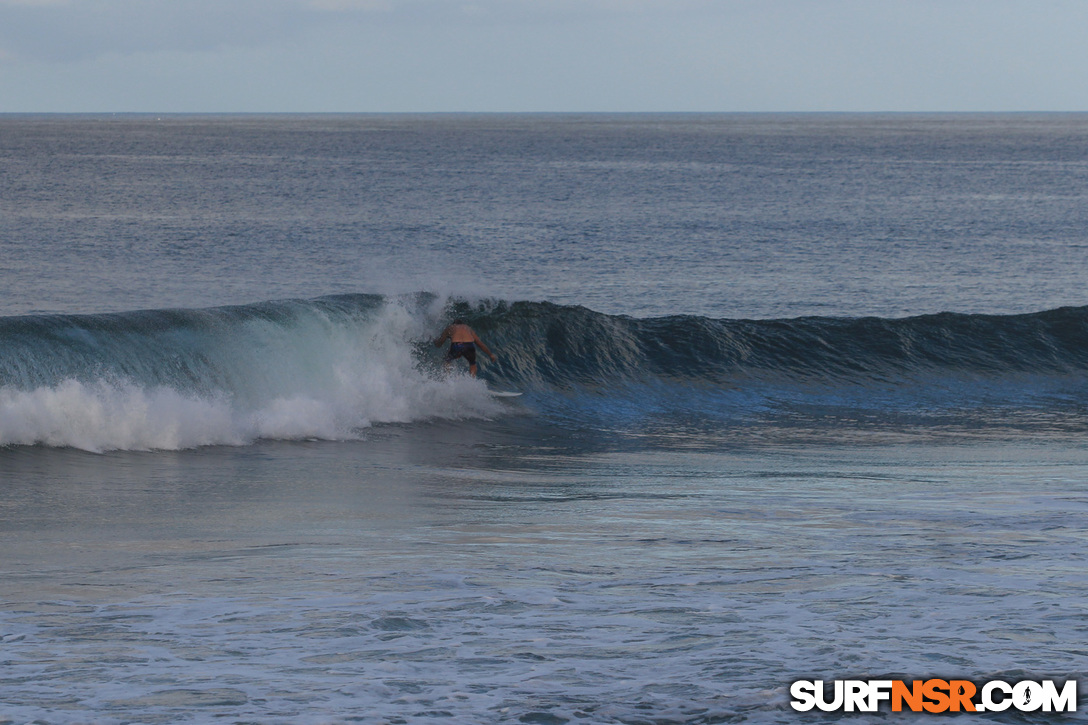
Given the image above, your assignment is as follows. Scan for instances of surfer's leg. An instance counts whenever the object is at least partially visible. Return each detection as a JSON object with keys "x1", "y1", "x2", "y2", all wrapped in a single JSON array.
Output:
[{"x1": 464, "y1": 344, "x2": 478, "y2": 377}]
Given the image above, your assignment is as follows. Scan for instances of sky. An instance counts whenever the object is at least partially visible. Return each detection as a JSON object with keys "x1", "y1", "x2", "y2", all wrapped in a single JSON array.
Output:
[{"x1": 1, "y1": 0, "x2": 1087, "y2": 113}]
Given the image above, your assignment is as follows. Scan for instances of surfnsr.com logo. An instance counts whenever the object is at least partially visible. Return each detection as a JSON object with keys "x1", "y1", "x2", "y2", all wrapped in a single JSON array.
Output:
[{"x1": 790, "y1": 679, "x2": 1077, "y2": 713}]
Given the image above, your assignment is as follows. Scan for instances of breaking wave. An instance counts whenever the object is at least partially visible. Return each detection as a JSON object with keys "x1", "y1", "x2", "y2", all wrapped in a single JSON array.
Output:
[
  {"x1": 4, "y1": 294, "x2": 1088, "y2": 451},
  {"x1": 0, "y1": 295, "x2": 501, "y2": 451}
]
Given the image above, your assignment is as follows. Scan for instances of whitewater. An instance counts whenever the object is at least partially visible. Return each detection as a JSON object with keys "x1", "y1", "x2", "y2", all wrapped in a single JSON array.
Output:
[
  {"x1": 2, "y1": 114, "x2": 1088, "y2": 724},
  {"x1": 6, "y1": 294, "x2": 1088, "y2": 452},
  {"x1": 0, "y1": 295, "x2": 505, "y2": 451}
]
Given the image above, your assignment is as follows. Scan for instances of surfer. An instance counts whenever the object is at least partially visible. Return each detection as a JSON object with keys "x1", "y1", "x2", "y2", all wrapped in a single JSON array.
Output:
[{"x1": 434, "y1": 319, "x2": 497, "y2": 378}]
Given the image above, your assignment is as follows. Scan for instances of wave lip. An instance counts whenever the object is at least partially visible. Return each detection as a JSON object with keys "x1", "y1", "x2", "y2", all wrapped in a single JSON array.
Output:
[
  {"x1": 469, "y1": 301, "x2": 1088, "y2": 437},
  {"x1": 4, "y1": 296, "x2": 1088, "y2": 450}
]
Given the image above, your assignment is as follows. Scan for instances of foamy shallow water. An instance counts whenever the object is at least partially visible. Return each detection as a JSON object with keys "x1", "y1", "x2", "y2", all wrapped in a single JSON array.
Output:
[{"x1": 3, "y1": 434, "x2": 1086, "y2": 723}]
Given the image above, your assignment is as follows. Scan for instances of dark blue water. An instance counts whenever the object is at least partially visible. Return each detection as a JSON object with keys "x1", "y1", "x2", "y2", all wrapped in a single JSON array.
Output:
[{"x1": 2, "y1": 114, "x2": 1088, "y2": 723}]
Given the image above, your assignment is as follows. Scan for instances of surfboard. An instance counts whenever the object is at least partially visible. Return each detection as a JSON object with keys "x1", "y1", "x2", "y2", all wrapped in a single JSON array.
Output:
[{"x1": 489, "y1": 390, "x2": 522, "y2": 398}]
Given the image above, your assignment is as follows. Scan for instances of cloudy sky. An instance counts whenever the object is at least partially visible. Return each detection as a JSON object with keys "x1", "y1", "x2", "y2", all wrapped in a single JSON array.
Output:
[{"x1": 1, "y1": 0, "x2": 1086, "y2": 113}]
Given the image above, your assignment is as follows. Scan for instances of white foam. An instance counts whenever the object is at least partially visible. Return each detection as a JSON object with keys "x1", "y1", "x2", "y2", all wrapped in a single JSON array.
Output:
[
  {"x1": 0, "y1": 299, "x2": 505, "y2": 452},
  {"x1": 0, "y1": 380, "x2": 241, "y2": 452}
]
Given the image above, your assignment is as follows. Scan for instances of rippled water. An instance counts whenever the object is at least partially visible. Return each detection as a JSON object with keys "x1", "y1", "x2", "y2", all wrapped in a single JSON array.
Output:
[
  {"x1": 3, "y1": 114, "x2": 1088, "y2": 723},
  {"x1": 3, "y1": 432, "x2": 1087, "y2": 723}
]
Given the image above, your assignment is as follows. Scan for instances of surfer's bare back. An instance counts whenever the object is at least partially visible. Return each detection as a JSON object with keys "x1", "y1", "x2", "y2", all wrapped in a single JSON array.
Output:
[{"x1": 434, "y1": 319, "x2": 497, "y2": 378}]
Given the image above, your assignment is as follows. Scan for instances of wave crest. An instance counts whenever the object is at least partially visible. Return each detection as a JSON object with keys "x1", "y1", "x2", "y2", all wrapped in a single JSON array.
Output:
[
  {"x1": 5, "y1": 295, "x2": 1088, "y2": 450},
  {"x1": 0, "y1": 295, "x2": 503, "y2": 451}
]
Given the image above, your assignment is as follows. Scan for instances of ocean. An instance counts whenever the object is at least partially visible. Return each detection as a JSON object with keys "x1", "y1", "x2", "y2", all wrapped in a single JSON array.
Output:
[{"x1": 2, "y1": 113, "x2": 1087, "y2": 723}]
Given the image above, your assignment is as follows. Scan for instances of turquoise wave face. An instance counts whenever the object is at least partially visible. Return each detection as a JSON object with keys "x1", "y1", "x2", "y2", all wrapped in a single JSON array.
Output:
[
  {"x1": 468, "y1": 302, "x2": 1088, "y2": 386},
  {"x1": 6, "y1": 296, "x2": 1088, "y2": 390},
  {"x1": 3, "y1": 294, "x2": 1088, "y2": 450}
]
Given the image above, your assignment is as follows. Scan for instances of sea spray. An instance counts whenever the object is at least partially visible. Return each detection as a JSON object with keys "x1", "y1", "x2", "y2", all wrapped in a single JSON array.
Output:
[
  {"x1": 5, "y1": 295, "x2": 1088, "y2": 451},
  {"x1": 0, "y1": 295, "x2": 503, "y2": 451}
]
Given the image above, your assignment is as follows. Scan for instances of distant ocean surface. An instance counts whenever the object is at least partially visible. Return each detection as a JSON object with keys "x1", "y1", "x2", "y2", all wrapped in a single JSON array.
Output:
[{"x1": 2, "y1": 114, "x2": 1088, "y2": 723}]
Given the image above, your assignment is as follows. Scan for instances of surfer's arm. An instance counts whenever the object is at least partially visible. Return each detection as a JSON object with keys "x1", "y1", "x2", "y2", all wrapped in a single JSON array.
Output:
[
  {"x1": 473, "y1": 334, "x2": 497, "y2": 361},
  {"x1": 433, "y1": 327, "x2": 450, "y2": 347}
]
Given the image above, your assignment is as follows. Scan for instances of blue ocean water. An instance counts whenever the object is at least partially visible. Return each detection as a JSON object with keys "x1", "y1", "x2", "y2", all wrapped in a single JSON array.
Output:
[{"x1": 2, "y1": 114, "x2": 1088, "y2": 723}]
